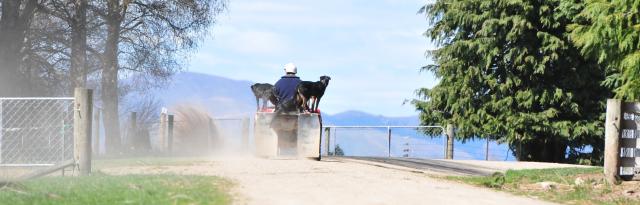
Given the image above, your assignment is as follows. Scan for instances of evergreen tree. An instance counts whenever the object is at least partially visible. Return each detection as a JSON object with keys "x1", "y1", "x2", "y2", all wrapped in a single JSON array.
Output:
[
  {"x1": 415, "y1": 0, "x2": 609, "y2": 163},
  {"x1": 569, "y1": 0, "x2": 640, "y2": 100},
  {"x1": 334, "y1": 144, "x2": 345, "y2": 156}
]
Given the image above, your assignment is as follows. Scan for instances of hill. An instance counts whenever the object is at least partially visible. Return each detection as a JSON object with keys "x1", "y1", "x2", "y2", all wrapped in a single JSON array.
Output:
[{"x1": 123, "y1": 71, "x2": 512, "y2": 160}]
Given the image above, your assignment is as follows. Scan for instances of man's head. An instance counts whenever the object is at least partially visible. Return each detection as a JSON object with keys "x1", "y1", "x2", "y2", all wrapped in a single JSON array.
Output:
[{"x1": 284, "y1": 63, "x2": 297, "y2": 74}]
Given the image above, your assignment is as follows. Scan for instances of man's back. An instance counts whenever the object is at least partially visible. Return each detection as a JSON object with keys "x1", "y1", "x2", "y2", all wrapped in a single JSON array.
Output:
[{"x1": 274, "y1": 75, "x2": 301, "y2": 103}]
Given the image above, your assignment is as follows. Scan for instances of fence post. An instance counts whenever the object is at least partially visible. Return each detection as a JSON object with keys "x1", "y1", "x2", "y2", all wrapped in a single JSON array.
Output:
[
  {"x1": 92, "y1": 108, "x2": 100, "y2": 156},
  {"x1": 387, "y1": 127, "x2": 392, "y2": 158},
  {"x1": 129, "y1": 112, "x2": 137, "y2": 150},
  {"x1": 605, "y1": 99, "x2": 622, "y2": 184},
  {"x1": 159, "y1": 110, "x2": 167, "y2": 151},
  {"x1": 74, "y1": 88, "x2": 93, "y2": 175},
  {"x1": 324, "y1": 127, "x2": 330, "y2": 156},
  {"x1": 0, "y1": 99, "x2": 3, "y2": 163},
  {"x1": 446, "y1": 124, "x2": 454, "y2": 159},
  {"x1": 241, "y1": 117, "x2": 249, "y2": 152},
  {"x1": 207, "y1": 117, "x2": 213, "y2": 152},
  {"x1": 485, "y1": 138, "x2": 490, "y2": 161},
  {"x1": 167, "y1": 114, "x2": 174, "y2": 153}
]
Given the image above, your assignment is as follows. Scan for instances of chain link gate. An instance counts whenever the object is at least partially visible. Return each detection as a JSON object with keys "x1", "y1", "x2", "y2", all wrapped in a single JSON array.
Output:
[{"x1": 0, "y1": 98, "x2": 75, "y2": 180}]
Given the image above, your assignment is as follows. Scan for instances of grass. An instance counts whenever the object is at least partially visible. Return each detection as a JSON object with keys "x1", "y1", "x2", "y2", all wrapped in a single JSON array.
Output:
[
  {"x1": 0, "y1": 174, "x2": 232, "y2": 205},
  {"x1": 446, "y1": 167, "x2": 640, "y2": 205},
  {"x1": 92, "y1": 157, "x2": 212, "y2": 169}
]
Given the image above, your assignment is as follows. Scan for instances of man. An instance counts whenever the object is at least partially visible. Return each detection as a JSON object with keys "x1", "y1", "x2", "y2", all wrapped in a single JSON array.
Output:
[
  {"x1": 273, "y1": 63, "x2": 301, "y2": 113},
  {"x1": 271, "y1": 63, "x2": 301, "y2": 153}
]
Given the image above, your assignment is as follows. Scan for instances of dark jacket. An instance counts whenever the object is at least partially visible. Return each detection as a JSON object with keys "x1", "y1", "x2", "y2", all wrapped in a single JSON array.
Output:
[{"x1": 274, "y1": 75, "x2": 301, "y2": 105}]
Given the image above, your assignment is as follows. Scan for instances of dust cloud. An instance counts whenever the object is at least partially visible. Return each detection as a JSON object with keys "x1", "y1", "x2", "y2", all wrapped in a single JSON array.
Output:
[{"x1": 161, "y1": 101, "x2": 257, "y2": 159}]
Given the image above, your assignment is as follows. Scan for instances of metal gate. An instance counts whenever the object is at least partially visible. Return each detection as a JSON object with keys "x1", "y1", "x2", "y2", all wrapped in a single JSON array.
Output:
[{"x1": 0, "y1": 98, "x2": 74, "y2": 179}]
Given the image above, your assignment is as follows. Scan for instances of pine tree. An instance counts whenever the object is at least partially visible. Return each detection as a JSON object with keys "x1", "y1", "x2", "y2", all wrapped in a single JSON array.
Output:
[
  {"x1": 569, "y1": 0, "x2": 640, "y2": 100},
  {"x1": 415, "y1": 0, "x2": 609, "y2": 163},
  {"x1": 334, "y1": 144, "x2": 345, "y2": 156}
]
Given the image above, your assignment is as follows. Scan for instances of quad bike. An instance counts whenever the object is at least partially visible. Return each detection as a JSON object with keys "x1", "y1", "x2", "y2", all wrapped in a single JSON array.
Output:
[{"x1": 254, "y1": 106, "x2": 322, "y2": 160}]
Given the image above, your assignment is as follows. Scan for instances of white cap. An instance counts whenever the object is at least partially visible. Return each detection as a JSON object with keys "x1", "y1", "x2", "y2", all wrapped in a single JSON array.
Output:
[{"x1": 284, "y1": 63, "x2": 297, "y2": 74}]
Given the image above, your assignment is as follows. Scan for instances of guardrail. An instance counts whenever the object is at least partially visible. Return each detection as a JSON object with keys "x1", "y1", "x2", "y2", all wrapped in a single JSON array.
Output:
[{"x1": 322, "y1": 126, "x2": 446, "y2": 158}]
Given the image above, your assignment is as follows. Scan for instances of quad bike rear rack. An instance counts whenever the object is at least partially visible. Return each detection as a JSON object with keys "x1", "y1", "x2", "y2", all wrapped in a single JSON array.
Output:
[{"x1": 254, "y1": 110, "x2": 322, "y2": 160}]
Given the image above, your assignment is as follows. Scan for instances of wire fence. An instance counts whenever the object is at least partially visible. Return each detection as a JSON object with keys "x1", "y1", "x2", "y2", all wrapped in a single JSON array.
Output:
[
  {"x1": 323, "y1": 126, "x2": 446, "y2": 158},
  {"x1": 323, "y1": 126, "x2": 515, "y2": 161},
  {"x1": 451, "y1": 138, "x2": 515, "y2": 161},
  {"x1": 0, "y1": 98, "x2": 75, "y2": 180},
  {"x1": 90, "y1": 108, "x2": 251, "y2": 156},
  {"x1": 90, "y1": 109, "x2": 515, "y2": 161}
]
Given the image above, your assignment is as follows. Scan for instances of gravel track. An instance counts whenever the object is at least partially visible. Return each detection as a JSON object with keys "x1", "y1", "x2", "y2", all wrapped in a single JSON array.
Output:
[{"x1": 101, "y1": 157, "x2": 560, "y2": 205}]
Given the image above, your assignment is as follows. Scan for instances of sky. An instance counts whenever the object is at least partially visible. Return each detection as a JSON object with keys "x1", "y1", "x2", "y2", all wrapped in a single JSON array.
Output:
[{"x1": 188, "y1": 0, "x2": 437, "y2": 117}]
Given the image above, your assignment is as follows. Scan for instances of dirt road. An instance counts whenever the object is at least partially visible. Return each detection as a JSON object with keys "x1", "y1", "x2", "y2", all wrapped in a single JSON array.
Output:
[{"x1": 102, "y1": 157, "x2": 557, "y2": 205}]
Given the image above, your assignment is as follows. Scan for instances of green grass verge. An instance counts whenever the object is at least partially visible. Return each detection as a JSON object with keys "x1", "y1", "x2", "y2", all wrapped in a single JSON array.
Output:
[
  {"x1": 0, "y1": 174, "x2": 231, "y2": 205},
  {"x1": 446, "y1": 167, "x2": 639, "y2": 205},
  {"x1": 93, "y1": 157, "x2": 211, "y2": 169}
]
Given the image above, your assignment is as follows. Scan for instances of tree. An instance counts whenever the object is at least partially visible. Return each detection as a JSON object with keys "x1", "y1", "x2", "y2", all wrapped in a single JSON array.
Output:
[
  {"x1": 69, "y1": 0, "x2": 88, "y2": 90},
  {"x1": 0, "y1": 0, "x2": 226, "y2": 154},
  {"x1": 415, "y1": 0, "x2": 608, "y2": 163},
  {"x1": 33, "y1": 0, "x2": 93, "y2": 94},
  {"x1": 569, "y1": 0, "x2": 640, "y2": 100},
  {"x1": 93, "y1": 0, "x2": 226, "y2": 154},
  {"x1": 0, "y1": 0, "x2": 39, "y2": 96},
  {"x1": 1, "y1": 0, "x2": 101, "y2": 96},
  {"x1": 334, "y1": 144, "x2": 344, "y2": 156},
  {"x1": 100, "y1": 0, "x2": 126, "y2": 154}
]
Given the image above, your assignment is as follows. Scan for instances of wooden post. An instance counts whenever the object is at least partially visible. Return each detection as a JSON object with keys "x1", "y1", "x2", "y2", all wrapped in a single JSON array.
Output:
[
  {"x1": 241, "y1": 117, "x2": 249, "y2": 152},
  {"x1": 129, "y1": 112, "x2": 137, "y2": 150},
  {"x1": 446, "y1": 124, "x2": 454, "y2": 159},
  {"x1": 605, "y1": 99, "x2": 622, "y2": 184},
  {"x1": 167, "y1": 115, "x2": 174, "y2": 153},
  {"x1": 74, "y1": 88, "x2": 93, "y2": 175},
  {"x1": 92, "y1": 108, "x2": 100, "y2": 156},
  {"x1": 159, "y1": 111, "x2": 167, "y2": 151},
  {"x1": 207, "y1": 117, "x2": 214, "y2": 152},
  {"x1": 324, "y1": 127, "x2": 331, "y2": 156}
]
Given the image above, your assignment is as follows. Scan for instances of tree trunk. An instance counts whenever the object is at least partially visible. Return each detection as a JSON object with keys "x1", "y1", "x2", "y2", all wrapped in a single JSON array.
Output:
[
  {"x1": 102, "y1": 0, "x2": 123, "y2": 154},
  {"x1": 0, "y1": 0, "x2": 37, "y2": 97},
  {"x1": 70, "y1": 0, "x2": 88, "y2": 92}
]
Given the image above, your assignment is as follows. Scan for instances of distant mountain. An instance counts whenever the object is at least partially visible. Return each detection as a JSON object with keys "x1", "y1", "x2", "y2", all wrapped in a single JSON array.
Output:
[
  {"x1": 134, "y1": 71, "x2": 422, "y2": 123},
  {"x1": 129, "y1": 72, "x2": 256, "y2": 118},
  {"x1": 122, "y1": 71, "x2": 513, "y2": 160}
]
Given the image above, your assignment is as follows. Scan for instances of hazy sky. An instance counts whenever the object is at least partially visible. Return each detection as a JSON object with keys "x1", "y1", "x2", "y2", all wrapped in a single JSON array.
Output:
[{"x1": 188, "y1": 0, "x2": 437, "y2": 117}]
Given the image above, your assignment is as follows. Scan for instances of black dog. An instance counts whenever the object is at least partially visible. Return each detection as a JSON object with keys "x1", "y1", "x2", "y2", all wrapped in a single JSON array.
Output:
[
  {"x1": 250, "y1": 83, "x2": 277, "y2": 111},
  {"x1": 296, "y1": 76, "x2": 331, "y2": 113}
]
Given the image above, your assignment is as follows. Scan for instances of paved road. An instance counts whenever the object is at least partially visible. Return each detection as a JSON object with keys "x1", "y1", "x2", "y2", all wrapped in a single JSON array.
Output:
[
  {"x1": 339, "y1": 157, "x2": 593, "y2": 176},
  {"x1": 103, "y1": 157, "x2": 558, "y2": 205},
  {"x1": 341, "y1": 157, "x2": 499, "y2": 176}
]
